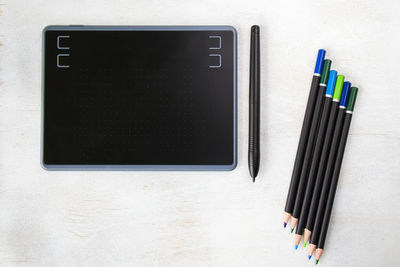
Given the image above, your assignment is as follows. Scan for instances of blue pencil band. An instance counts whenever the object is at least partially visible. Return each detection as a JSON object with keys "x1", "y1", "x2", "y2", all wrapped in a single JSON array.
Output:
[
  {"x1": 340, "y1": 82, "x2": 351, "y2": 108},
  {"x1": 325, "y1": 70, "x2": 338, "y2": 97},
  {"x1": 314, "y1": 49, "x2": 326, "y2": 75}
]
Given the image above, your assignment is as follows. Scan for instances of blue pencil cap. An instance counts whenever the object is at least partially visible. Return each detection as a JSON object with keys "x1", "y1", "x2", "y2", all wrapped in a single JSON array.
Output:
[
  {"x1": 314, "y1": 49, "x2": 326, "y2": 75},
  {"x1": 325, "y1": 70, "x2": 337, "y2": 96},
  {"x1": 340, "y1": 82, "x2": 351, "y2": 107}
]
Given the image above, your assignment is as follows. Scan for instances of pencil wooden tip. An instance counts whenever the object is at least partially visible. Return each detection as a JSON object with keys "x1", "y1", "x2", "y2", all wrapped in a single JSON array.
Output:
[
  {"x1": 308, "y1": 244, "x2": 316, "y2": 257},
  {"x1": 315, "y1": 248, "x2": 323, "y2": 260},
  {"x1": 290, "y1": 217, "x2": 298, "y2": 230},
  {"x1": 283, "y1": 212, "x2": 291, "y2": 225},
  {"x1": 303, "y1": 229, "x2": 311, "y2": 244},
  {"x1": 294, "y1": 234, "x2": 302, "y2": 246}
]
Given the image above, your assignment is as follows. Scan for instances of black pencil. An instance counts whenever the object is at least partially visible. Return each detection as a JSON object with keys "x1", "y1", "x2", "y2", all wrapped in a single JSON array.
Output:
[
  {"x1": 301, "y1": 72, "x2": 343, "y2": 244},
  {"x1": 308, "y1": 75, "x2": 345, "y2": 256},
  {"x1": 314, "y1": 87, "x2": 358, "y2": 264},
  {"x1": 307, "y1": 80, "x2": 350, "y2": 250},
  {"x1": 248, "y1": 25, "x2": 260, "y2": 181},
  {"x1": 293, "y1": 70, "x2": 337, "y2": 241},
  {"x1": 284, "y1": 49, "x2": 326, "y2": 227},
  {"x1": 291, "y1": 59, "x2": 332, "y2": 237}
]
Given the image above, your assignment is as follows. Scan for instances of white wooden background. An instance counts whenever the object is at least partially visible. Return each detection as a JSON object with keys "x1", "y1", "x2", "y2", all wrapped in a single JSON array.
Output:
[{"x1": 0, "y1": 0, "x2": 399, "y2": 266}]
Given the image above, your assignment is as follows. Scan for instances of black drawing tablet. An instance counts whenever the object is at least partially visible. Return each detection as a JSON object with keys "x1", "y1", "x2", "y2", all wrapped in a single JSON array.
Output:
[{"x1": 42, "y1": 26, "x2": 237, "y2": 170}]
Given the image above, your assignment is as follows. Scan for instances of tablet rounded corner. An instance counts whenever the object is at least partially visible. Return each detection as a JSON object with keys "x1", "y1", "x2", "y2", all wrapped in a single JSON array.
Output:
[
  {"x1": 42, "y1": 25, "x2": 55, "y2": 35},
  {"x1": 228, "y1": 158, "x2": 238, "y2": 171},
  {"x1": 225, "y1": 26, "x2": 237, "y2": 38},
  {"x1": 41, "y1": 160, "x2": 52, "y2": 171}
]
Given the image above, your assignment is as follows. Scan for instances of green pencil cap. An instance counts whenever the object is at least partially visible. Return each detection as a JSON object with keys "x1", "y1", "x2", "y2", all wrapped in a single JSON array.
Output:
[
  {"x1": 320, "y1": 59, "x2": 332, "y2": 85},
  {"x1": 333, "y1": 75, "x2": 345, "y2": 100},
  {"x1": 346, "y1": 87, "x2": 358, "y2": 112}
]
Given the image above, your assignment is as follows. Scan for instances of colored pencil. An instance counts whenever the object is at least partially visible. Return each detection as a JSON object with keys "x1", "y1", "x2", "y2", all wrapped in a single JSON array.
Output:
[
  {"x1": 308, "y1": 75, "x2": 345, "y2": 257},
  {"x1": 302, "y1": 74, "x2": 344, "y2": 244},
  {"x1": 284, "y1": 49, "x2": 326, "y2": 228},
  {"x1": 315, "y1": 87, "x2": 358, "y2": 264},
  {"x1": 291, "y1": 59, "x2": 332, "y2": 237},
  {"x1": 302, "y1": 79, "x2": 349, "y2": 245},
  {"x1": 295, "y1": 70, "x2": 337, "y2": 241}
]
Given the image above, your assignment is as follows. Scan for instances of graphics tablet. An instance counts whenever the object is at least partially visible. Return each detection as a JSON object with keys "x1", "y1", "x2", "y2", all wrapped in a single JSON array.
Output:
[{"x1": 42, "y1": 25, "x2": 237, "y2": 170}]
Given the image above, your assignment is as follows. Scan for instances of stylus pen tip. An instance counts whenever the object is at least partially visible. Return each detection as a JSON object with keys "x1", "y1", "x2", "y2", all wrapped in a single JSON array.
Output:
[{"x1": 249, "y1": 169, "x2": 258, "y2": 181}]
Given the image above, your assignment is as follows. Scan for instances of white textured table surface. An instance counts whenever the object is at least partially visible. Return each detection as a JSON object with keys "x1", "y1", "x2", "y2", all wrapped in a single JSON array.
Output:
[{"x1": 1, "y1": 0, "x2": 400, "y2": 266}]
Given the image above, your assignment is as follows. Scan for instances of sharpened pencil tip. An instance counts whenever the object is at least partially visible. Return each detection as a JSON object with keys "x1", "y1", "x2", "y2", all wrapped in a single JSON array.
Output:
[
  {"x1": 291, "y1": 228, "x2": 294, "y2": 233},
  {"x1": 308, "y1": 255, "x2": 311, "y2": 260},
  {"x1": 295, "y1": 244, "x2": 298, "y2": 250},
  {"x1": 316, "y1": 259, "x2": 319, "y2": 265},
  {"x1": 283, "y1": 222, "x2": 287, "y2": 228}
]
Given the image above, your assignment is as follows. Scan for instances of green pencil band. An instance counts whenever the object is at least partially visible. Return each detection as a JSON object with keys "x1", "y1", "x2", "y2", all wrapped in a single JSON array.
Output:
[
  {"x1": 333, "y1": 75, "x2": 345, "y2": 101},
  {"x1": 346, "y1": 87, "x2": 358, "y2": 113},
  {"x1": 320, "y1": 60, "x2": 332, "y2": 86}
]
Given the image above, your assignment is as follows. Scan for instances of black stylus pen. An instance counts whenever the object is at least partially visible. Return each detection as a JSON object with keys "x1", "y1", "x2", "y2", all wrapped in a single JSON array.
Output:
[{"x1": 248, "y1": 25, "x2": 260, "y2": 182}]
